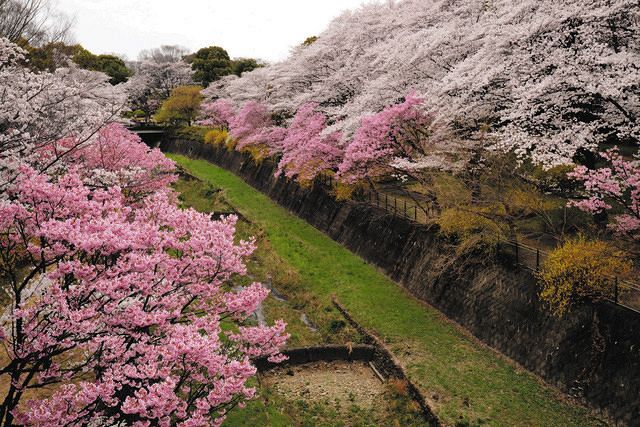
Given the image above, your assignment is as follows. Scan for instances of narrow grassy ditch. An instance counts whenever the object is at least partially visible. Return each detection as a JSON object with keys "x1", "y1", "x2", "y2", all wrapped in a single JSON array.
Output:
[
  {"x1": 174, "y1": 174, "x2": 423, "y2": 426},
  {"x1": 170, "y1": 154, "x2": 606, "y2": 427}
]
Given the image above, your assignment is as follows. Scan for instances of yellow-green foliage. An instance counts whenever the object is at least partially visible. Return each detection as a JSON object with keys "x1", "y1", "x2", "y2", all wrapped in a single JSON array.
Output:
[
  {"x1": 224, "y1": 137, "x2": 237, "y2": 151},
  {"x1": 334, "y1": 181, "x2": 356, "y2": 200},
  {"x1": 176, "y1": 126, "x2": 209, "y2": 142},
  {"x1": 507, "y1": 187, "x2": 561, "y2": 214},
  {"x1": 204, "y1": 129, "x2": 229, "y2": 146},
  {"x1": 531, "y1": 163, "x2": 576, "y2": 191},
  {"x1": 430, "y1": 173, "x2": 471, "y2": 209},
  {"x1": 438, "y1": 208, "x2": 503, "y2": 254},
  {"x1": 242, "y1": 145, "x2": 270, "y2": 164},
  {"x1": 332, "y1": 178, "x2": 367, "y2": 201},
  {"x1": 538, "y1": 237, "x2": 632, "y2": 316},
  {"x1": 155, "y1": 85, "x2": 203, "y2": 125}
]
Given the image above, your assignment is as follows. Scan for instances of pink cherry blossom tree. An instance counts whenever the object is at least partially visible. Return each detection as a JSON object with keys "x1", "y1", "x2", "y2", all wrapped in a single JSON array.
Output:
[
  {"x1": 276, "y1": 103, "x2": 343, "y2": 185},
  {"x1": 0, "y1": 43, "x2": 288, "y2": 422},
  {"x1": 338, "y1": 93, "x2": 454, "y2": 185},
  {"x1": 197, "y1": 98, "x2": 236, "y2": 129},
  {"x1": 228, "y1": 101, "x2": 272, "y2": 143},
  {"x1": 228, "y1": 101, "x2": 287, "y2": 153},
  {"x1": 37, "y1": 123, "x2": 177, "y2": 199},
  {"x1": 204, "y1": 0, "x2": 639, "y2": 168},
  {"x1": 0, "y1": 163, "x2": 287, "y2": 425},
  {"x1": 569, "y1": 148, "x2": 640, "y2": 242}
]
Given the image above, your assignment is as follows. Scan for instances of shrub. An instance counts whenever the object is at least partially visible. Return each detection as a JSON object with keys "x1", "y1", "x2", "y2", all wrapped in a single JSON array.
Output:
[
  {"x1": 176, "y1": 126, "x2": 209, "y2": 142},
  {"x1": 333, "y1": 178, "x2": 368, "y2": 201},
  {"x1": 335, "y1": 181, "x2": 356, "y2": 200},
  {"x1": 220, "y1": 136, "x2": 236, "y2": 150},
  {"x1": 438, "y1": 208, "x2": 503, "y2": 254},
  {"x1": 242, "y1": 144, "x2": 270, "y2": 163},
  {"x1": 155, "y1": 85, "x2": 203, "y2": 126},
  {"x1": 204, "y1": 129, "x2": 229, "y2": 146},
  {"x1": 538, "y1": 236, "x2": 633, "y2": 316}
]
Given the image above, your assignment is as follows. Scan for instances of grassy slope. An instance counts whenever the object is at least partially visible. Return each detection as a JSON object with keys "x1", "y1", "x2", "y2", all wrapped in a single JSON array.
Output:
[{"x1": 169, "y1": 154, "x2": 605, "y2": 427}]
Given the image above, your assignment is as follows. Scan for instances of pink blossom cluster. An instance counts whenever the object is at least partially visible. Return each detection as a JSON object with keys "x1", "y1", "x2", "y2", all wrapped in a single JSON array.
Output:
[
  {"x1": 219, "y1": 100, "x2": 345, "y2": 183},
  {"x1": 1, "y1": 37, "x2": 288, "y2": 425},
  {"x1": 197, "y1": 99, "x2": 236, "y2": 129},
  {"x1": 203, "y1": 0, "x2": 639, "y2": 168},
  {"x1": 338, "y1": 93, "x2": 439, "y2": 183},
  {"x1": 569, "y1": 149, "x2": 640, "y2": 240},
  {"x1": 1, "y1": 162, "x2": 287, "y2": 425},
  {"x1": 36, "y1": 123, "x2": 177, "y2": 198},
  {"x1": 276, "y1": 103, "x2": 343, "y2": 183},
  {"x1": 227, "y1": 101, "x2": 287, "y2": 152},
  {"x1": 201, "y1": 94, "x2": 445, "y2": 187}
]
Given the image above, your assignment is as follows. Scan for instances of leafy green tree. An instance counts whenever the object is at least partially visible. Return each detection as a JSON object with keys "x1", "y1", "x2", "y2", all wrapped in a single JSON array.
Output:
[
  {"x1": 231, "y1": 58, "x2": 263, "y2": 77},
  {"x1": 154, "y1": 85, "x2": 203, "y2": 126},
  {"x1": 21, "y1": 41, "x2": 131, "y2": 84},
  {"x1": 72, "y1": 48, "x2": 131, "y2": 84},
  {"x1": 189, "y1": 46, "x2": 232, "y2": 87},
  {"x1": 21, "y1": 41, "x2": 83, "y2": 72},
  {"x1": 93, "y1": 54, "x2": 132, "y2": 84}
]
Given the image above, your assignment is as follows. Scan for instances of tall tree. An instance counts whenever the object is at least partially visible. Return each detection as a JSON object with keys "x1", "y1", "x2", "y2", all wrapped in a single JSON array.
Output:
[
  {"x1": 0, "y1": 38, "x2": 287, "y2": 425},
  {"x1": 204, "y1": 0, "x2": 639, "y2": 168},
  {"x1": 0, "y1": 129, "x2": 287, "y2": 425},
  {"x1": 190, "y1": 45, "x2": 232, "y2": 87},
  {"x1": 155, "y1": 85, "x2": 203, "y2": 126},
  {"x1": 138, "y1": 44, "x2": 189, "y2": 64},
  {"x1": 0, "y1": 0, "x2": 73, "y2": 45},
  {"x1": 231, "y1": 57, "x2": 263, "y2": 77}
]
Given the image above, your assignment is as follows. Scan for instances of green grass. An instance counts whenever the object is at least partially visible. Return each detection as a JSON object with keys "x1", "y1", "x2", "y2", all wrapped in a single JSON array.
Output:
[{"x1": 169, "y1": 154, "x2": 606, "y2": 427}]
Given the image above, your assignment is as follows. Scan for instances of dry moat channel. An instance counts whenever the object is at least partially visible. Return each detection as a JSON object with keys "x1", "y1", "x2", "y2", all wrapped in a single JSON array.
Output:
[{"x1": 258, "y1": 360, "x2": 426, "y2": 426}]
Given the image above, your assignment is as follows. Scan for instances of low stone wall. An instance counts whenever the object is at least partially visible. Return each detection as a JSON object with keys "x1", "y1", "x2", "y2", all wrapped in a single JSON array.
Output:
[
  {"x1": 254, "y1": 316, "x2": 440, "y2": 425},
  {"x1": 162, "y1": 138, "x2": 640, "y2": 425},
  {"x1": 254, "y1": 344, "x2": 375, "y2": 371},
  {"x1": 332, "y1": 299, "x2": 440, "y2": 426}
]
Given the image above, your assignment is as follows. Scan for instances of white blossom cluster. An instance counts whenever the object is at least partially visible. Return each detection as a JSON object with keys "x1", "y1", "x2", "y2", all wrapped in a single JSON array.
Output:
[
  {"x1": 204, "y1": 0, "x2": 639, "y2": 167},
  {"x1": 0, "y1": 38, "x2": 127, "y2": 189},
  {"x1": 124, "y1": 59, "x2": 193, "y2": 112}
]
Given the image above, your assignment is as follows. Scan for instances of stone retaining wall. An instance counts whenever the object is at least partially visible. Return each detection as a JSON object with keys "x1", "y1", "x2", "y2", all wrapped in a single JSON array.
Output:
[{"x1": 162, "y1": 138, "x2": 640, "y2": 425}]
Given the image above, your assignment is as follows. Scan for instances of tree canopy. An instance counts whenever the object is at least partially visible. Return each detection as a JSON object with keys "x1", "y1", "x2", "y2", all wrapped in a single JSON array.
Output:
[
  {"x1": 190, "y1": 45, "x2": 232, "y2": 87},
  {"x1": 0, "y1": 39, "x2": 287, "y2": 425},
  {"x1": 155, "y1": 85, "x2": 203, "y2": 126},
  {"x1": 19, "y1": 40, "x2": 132, "y2": 84}
]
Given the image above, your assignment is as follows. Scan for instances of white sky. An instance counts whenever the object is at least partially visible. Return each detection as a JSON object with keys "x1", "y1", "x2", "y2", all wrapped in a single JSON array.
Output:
[{"x1": 56, "y1": 0, "x2": 375, "y2": 62}]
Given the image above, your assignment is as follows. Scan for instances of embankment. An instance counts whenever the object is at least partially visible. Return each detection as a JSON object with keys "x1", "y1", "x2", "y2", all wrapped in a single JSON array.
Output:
[{"x1": 162, "y1": 138, "x2": 640, "y2": 424}]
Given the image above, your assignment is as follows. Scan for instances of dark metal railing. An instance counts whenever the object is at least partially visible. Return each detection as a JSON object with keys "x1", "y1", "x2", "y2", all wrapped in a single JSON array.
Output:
[
  {"x1": 315, "y1": 171, "x2": 640, "y2": 314},
  {"x1": 496, "y1": 240, "x2": 640, "y2": 314},
  {"x1": 316, "y1": 172, "x2": 440, "y2": 223}
]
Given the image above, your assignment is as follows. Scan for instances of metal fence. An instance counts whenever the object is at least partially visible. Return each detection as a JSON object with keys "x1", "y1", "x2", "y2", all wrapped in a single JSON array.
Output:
[
  {"x1": 315, "y1": 172, "x2": 640, "y2": 315},
  {"x1": 316, "y1": 172, "x2": 439, "y2": 223},
  {"x1": 497, "y1": 240, "x2": 640, "y2": 314}
]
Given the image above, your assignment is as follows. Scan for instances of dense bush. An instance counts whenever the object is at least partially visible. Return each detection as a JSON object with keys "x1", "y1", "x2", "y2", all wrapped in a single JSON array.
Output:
[
  {"x1": 155, "y1": 85, "x2": 203, "y2": 126},
  {"x1": 538, "y1": 237, "x2": 632, "y2": 316},
  {"x1": 204, "y1": 128, "x2": 230, "y2": 146}
]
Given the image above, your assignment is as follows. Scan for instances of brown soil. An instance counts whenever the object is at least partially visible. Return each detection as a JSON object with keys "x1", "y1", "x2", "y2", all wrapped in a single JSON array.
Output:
[{"x1": 261, "y1": 361, "x2": 386, "y2": 412}]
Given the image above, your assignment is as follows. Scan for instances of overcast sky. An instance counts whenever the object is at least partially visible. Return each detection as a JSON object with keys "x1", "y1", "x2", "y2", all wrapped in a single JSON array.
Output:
[{"x1": 56, "y1": 0, "x2": 376, "y2": 62}]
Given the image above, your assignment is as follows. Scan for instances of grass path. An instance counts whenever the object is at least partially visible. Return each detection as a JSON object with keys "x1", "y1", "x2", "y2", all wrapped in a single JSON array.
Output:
[{"x1": 169, "y1": 154, "x2": 605, "y2": 427}]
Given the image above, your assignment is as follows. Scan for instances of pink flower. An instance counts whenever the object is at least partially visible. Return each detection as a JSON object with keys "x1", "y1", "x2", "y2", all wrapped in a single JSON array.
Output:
[{"x1": 569, "y1": 148, "x2": 640, "y2": 240}]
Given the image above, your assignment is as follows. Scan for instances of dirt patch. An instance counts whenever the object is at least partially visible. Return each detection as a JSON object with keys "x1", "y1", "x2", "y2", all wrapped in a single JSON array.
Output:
[{"x1": 262, "y1": 361, "x2": 385, "y2": 412}]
